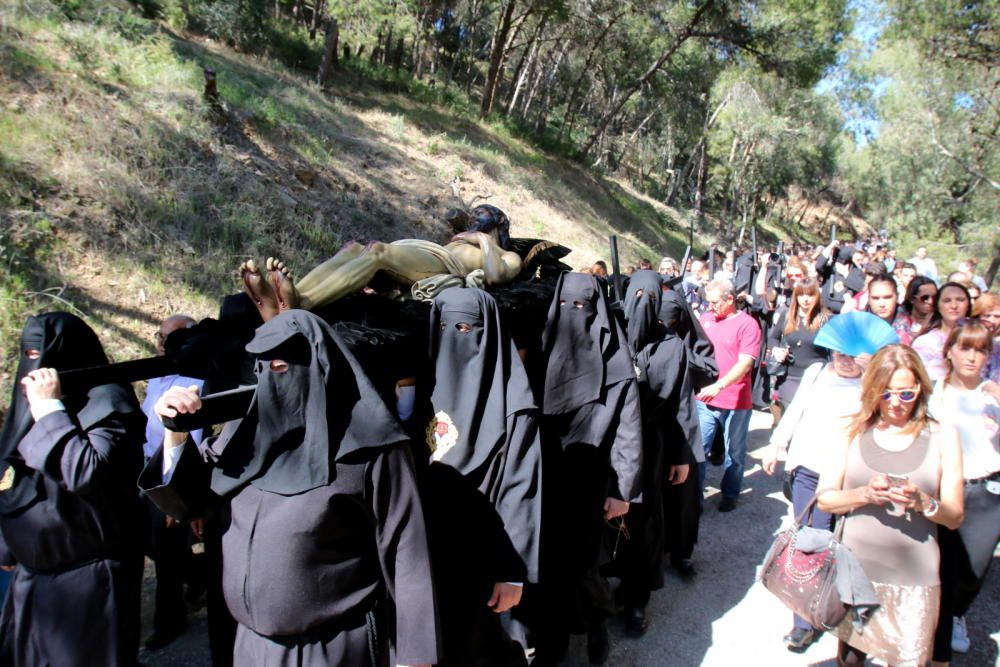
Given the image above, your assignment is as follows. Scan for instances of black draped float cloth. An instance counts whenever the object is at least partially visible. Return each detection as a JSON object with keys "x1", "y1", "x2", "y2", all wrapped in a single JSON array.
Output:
[
  {"x1": 540, "y1": 272, "x2": 634, "y2": 416},
  {"x1": 208, "y1": 309, "x2": 408, "y2": 497},
  {"x1": 623, "y1": 270, "x2": 664, "y2": 354},
  {"x1": 0, "y1": 312, "x2": 140, "y2": 514},
  {"x1": 659, "y1": 289, "x2": 719, "y2": 389},
  {"x1": 428, "y1": 287, "x2": 535, "y2": 471}
]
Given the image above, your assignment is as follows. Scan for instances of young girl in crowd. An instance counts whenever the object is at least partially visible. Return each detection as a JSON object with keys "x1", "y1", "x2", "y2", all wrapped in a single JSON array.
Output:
[
  {"x1": 913, "y1": 282, "x2": 972, "y2": 381},
  {"x1": 929, "y1": 321, "x2": 1000, "y2": 662}
]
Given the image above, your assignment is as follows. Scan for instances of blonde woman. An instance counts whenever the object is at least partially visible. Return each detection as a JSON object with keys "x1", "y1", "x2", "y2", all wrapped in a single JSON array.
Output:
[{"x1": 817, "y1": 345, "x2": 964, "y2": 667}]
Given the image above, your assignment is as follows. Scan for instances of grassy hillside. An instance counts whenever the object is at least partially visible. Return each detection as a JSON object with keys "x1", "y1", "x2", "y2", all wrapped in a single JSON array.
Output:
[{"x1": 0, "y1": 1, "x2": 838, "y2": 407}]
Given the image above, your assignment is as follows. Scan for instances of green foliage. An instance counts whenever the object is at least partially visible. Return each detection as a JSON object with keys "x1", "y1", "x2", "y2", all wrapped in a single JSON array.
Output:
[{"x1": 834, "y1": 1, "x2": 999, "y2": 280}]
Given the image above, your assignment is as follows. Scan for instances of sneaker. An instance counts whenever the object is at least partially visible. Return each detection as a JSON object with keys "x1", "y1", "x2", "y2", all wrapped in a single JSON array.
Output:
[
  {"x1": 951, "y1": 615, "x2": 970, "y2": 654},
  {"x1": 782, "y1": 626, "x2": 818, "y2": 652}
]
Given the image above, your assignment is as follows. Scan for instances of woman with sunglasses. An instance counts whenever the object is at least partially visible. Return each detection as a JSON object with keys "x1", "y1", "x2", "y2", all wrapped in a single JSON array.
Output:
[
  {"x1": 903, "y1": 276, "x2": 938, "y2": 337},
  {"x1": 913, "y1": 282, "x2": 972, "y2": 381},
  {"x1": 817, "y1": 345, "x2": 964, "y2": 667},
  {"x1": 928, "y1": 321, "x2": 1000, "y2": 662}
]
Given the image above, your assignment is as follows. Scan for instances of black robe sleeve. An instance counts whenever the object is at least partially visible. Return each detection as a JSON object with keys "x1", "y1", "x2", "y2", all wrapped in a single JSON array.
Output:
[
  {"x1": 18, "y1": 409, "x2": 136, "y2": 498},
  {"x1": 609, "y1": 380, "x2": 643, "y2": 503},
  {"x1": 369, "y1": 444, "x2": 441, "y2": 666},
  {"x1": 138, "y1": 438, "x2": 214, "y2": 522},
  {"x1": 815, "y1": 253, "x2": 832, "y2": 281},
  {"x1": 492, "y1": 411, "x2": 542, "y2": 583}
]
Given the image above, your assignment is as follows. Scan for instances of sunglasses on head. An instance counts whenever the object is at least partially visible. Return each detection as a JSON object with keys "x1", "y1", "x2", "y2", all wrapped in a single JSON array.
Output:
[{"x1": 880, "y1": 387, "x2": 919, "y2": 402}]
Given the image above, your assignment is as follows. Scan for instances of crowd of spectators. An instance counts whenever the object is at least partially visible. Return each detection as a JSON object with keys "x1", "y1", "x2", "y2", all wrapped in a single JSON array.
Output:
[{"x1": 629, "y1": 236, "x2": 998, "y2": 664}]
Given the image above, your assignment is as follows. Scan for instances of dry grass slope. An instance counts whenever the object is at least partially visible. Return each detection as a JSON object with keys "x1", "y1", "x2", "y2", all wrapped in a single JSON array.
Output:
[{"x1": 0, "y1": 1, "x2": 833, "y2": 407}]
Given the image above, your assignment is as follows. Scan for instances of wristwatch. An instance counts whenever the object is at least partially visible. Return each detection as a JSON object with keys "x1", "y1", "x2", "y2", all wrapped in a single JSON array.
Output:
[{"x1": 921, "y1": 495, "x2": 940, "y2": 518}]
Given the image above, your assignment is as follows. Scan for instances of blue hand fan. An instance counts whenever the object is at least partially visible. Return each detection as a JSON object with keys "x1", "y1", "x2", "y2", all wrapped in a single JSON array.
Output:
[{"x1": 814, "y1": 311, "x2": 900, "y2": 357}]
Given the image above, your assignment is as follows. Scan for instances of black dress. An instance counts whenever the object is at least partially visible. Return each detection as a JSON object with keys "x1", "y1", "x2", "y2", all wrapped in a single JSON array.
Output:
[
  {"x1": 139, "y1": 311, "x2": 439, "y2": 667},
  {"x1": 767, "y1": 309, "x2": 828, "y2": 406},
  {"x1": 0, "y1": 313, "x2": 145, "y2": 667}
]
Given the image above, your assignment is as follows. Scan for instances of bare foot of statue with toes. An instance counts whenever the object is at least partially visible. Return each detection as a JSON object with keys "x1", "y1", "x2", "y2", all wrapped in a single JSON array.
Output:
[
  {"x1": 240, "y1": 259, "x2": 280, "y2": 322},
  {"x1": 265, "y1": 257, "x2": 301, "y2": 313}
]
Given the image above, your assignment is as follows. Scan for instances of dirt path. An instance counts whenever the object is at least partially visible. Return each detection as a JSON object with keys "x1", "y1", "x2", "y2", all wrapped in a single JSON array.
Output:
[{"x1": 141, "y1": 410, "x2": 1000, "y2": 666}]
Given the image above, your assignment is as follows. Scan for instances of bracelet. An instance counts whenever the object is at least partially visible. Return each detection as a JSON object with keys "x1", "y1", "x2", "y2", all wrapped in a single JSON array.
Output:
[{"x1": 921, "y1": 496, "x2": 940, "y2": 518}]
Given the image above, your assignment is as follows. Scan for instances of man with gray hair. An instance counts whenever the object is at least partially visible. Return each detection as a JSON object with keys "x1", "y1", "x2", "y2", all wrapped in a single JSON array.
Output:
[{"x1": 695, "y1": 279, "x2": 761, "y2": 512}]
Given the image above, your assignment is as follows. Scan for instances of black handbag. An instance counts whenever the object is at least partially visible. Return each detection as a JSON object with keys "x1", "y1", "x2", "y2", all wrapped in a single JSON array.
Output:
[{"x1": 766, "y1": 331, "x2": 791, "y2": 379}]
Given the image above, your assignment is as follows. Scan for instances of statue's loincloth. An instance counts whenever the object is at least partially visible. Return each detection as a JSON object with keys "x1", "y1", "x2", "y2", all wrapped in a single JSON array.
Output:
[{"x1": 390, "y1": 239, "x2": 485, "y2": 301}]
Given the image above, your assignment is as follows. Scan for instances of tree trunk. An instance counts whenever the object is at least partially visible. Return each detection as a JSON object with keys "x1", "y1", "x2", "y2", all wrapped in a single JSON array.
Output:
[
  {"x1": 557, "y1": 12, "x2": 624, "y2": 141},
  {"x1": 480, "y1": 0, "x2": 517, "y2": 118},
  {"x1": 317, "y1": 18, "x2": 339, "y2": 87},
  {"x1": 533, "y1": 44, "x2": 566, "y2": 131},
  {"x1": 505, "y1": 26, "x2": 541, "y2": 114},
  {"x1": 985, "y1": 246, "x2": 1000, "y2": 287},
  {"x1": 613, "y1": 105, "x2": 661, "y2": 170},
  {"x1": 308, "y1": 0, "x2": 325, "y2": 40},
  {"x1": 393, "y1": 37, "x2": 405, "y2": 72},
  {"x1": 580, "y1": 0, "x2": 716, "y2": 158}
]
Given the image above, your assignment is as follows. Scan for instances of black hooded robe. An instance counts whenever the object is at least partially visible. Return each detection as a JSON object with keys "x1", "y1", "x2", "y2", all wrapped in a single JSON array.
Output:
[
  {"x1": 815, "y1": 246, "x2": 865, "y2": 314},
  {"x1": 639, "y1": 290, "x2": 718, "y2": 565},
  {"x1": 0, "y1": 313, "x2": 146, "y2": 667},
  {"x1": 614, "y1": 271, "x2": 677, "y2": 608},
  {"x1": 413, "y1": 287, "x2": 542, "y2": 667},
  {"x1": 528, "y1": 273, "x2": 643, "y2": 653},
  {"x1": 138, "y1": 311, "x2": 439, "y2": 667}
]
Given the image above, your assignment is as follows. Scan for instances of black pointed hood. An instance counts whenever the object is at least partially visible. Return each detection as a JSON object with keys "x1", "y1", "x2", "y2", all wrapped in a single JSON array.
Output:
[
  {"x1": 427, "y1": 288, "x2": 534, "y2": 473},
  {"x1": 540, "y1": 272, "x2": 634, "y2": 415},
  {"x1": 623, "y1": 270, "x2": 664, "y2": 354},
  {"x1": 209, "y1": 310, "x2": 408, "y2": 496},
  {"x1": 659, "y1": 290, "x2": 719, "y2": 388},
  {"x1": 0, "y1": 312, "x2": 140, "y2": 514}
]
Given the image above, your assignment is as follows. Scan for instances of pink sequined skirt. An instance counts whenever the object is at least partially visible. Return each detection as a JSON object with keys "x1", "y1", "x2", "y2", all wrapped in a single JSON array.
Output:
[{"x1": 835, "y1": 582, "x2": 939, "y2": 667}]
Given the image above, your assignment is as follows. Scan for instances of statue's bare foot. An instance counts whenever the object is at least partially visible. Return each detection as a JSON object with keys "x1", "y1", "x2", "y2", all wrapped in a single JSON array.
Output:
[
  {"x1": 240, "y1": 259, "x2": 280, "y2": 321},
  {"x1": 265, "y1": 257, "x2": 301, "y2": 312}
]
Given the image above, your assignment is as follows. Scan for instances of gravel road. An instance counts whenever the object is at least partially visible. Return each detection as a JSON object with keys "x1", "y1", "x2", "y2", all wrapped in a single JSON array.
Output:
[{"x1": 142, "y1": 410, "x2": 1000, "y2": 666}]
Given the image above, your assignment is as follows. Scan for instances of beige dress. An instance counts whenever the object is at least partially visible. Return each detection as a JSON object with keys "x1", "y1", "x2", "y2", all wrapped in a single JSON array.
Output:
[{"x1": 835, "y1": 426, "x2": 941, "y2": 667}]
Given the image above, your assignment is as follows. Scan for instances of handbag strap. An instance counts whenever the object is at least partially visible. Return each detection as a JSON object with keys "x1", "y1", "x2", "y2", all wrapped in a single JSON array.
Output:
[{"x1": 794, "y1": 492, "x2": 850, "y2": 540}]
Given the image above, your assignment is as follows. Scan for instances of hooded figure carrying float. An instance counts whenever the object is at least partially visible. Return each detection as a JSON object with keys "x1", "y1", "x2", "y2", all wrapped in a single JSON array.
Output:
[
  {"x1": 0, "y1": 313, "x2": 146, "y2": 667},
  {"x1": 144, "y1": 310, "x2": 439, "y2": 667}
]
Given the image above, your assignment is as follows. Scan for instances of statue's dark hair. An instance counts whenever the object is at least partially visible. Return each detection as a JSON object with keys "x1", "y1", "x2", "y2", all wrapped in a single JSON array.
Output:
[{"x1": 468, "y1": 204, "x2": 511, "y2": 250}]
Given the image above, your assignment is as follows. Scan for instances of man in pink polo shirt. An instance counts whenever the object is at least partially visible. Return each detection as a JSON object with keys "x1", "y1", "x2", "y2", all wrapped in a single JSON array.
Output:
[{"x1": 695, "y1": 278, "x2": 761, "y2": 512}]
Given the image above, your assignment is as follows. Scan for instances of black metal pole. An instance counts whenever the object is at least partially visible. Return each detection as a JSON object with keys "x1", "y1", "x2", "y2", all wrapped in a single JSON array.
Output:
[{"x1": 609, "y1": 235, "x2": 624, "y2": 304}]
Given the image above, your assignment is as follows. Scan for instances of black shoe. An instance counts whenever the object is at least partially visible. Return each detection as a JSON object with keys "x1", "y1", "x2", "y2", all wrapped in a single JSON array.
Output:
[
  {"x1": 587, "y1": 621, "x2": 610, "y2": 665},
  {"x1": 672, "y1": 558, "x2": 697, "y2": 579},
  {"x1": 718, "y1": 496, "x2": 738, "y2": 513},
  {"x1": 624, "y1": 607, "x2": 647, "y2": 638},
  {"x1": 782, "y1": 627, "x2": 819, "y2": 652},
  {"x1": 143, "y1": 623, "x2": 186, "y2": 651}
]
